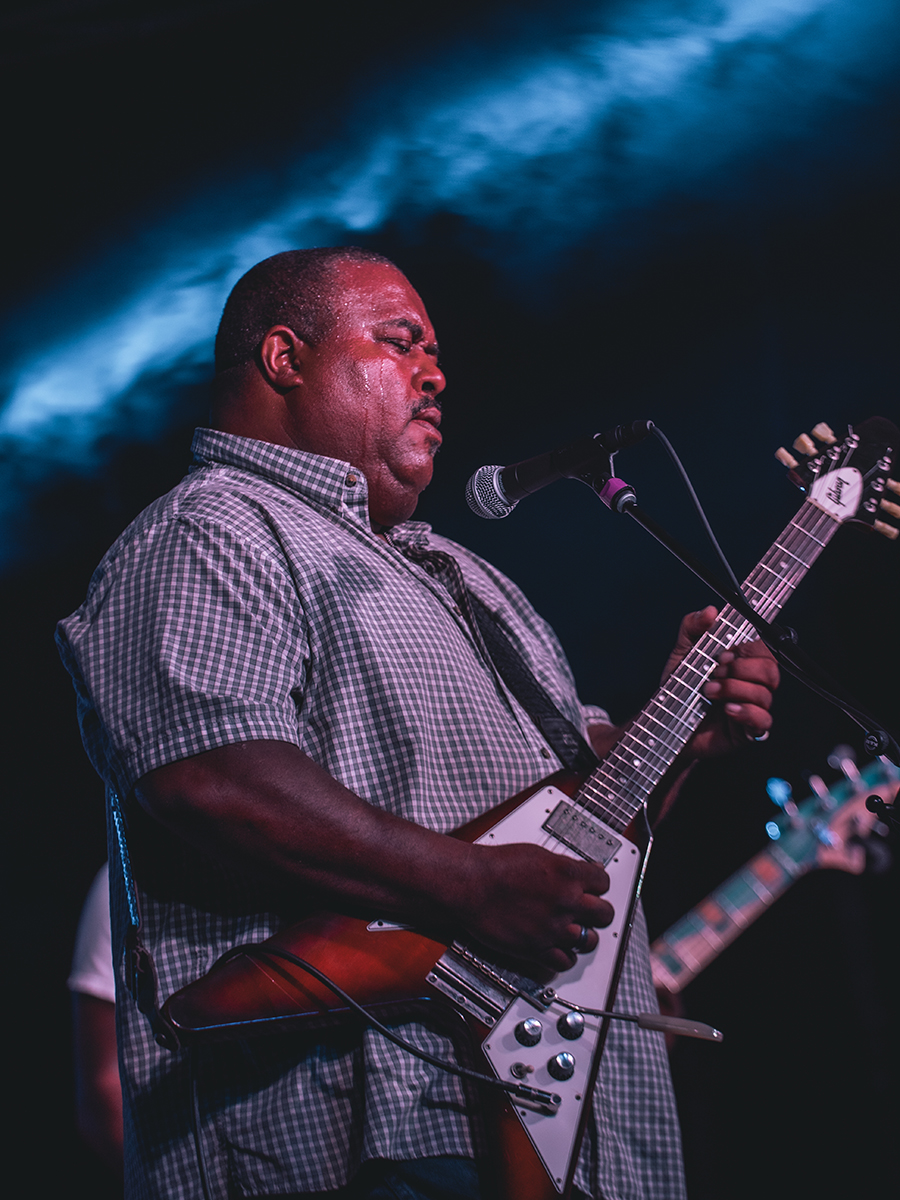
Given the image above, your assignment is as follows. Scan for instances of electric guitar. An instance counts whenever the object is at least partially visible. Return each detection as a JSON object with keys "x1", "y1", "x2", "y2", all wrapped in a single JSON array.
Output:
[
  {"x1": 651, "y1": 754, "x2": 899, "y2": 995},
  {"x1": 163, "y1": 416, "x2": 900, "y2": 1200}
]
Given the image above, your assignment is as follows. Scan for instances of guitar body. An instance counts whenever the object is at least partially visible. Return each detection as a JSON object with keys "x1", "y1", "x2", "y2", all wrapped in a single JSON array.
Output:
[{"x1": 164, "y1": 771, "x2": 652, "y2": 1199}]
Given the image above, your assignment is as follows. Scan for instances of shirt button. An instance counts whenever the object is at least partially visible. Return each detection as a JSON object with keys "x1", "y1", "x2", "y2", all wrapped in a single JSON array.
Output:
[
  {"x1": 452, "y1": 604, "x2": 462, "y2": 616},
  {"x1": 345, "y1": 473, "x2": 358, "y2": 486},
  {"x1": 540, "y1": 747, "x2": 553, "y2": 759}
]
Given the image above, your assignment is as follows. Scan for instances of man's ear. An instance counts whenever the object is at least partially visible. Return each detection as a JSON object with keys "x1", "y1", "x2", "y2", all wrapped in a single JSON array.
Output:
[{"x1": 258, "y1": 326, "x2": 310, "y2": 390}]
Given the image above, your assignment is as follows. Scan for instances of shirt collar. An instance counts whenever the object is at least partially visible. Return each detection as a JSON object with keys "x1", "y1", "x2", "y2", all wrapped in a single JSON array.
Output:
[{"x1": 190, "y1": 427, "x2": 432, "y2": 545}]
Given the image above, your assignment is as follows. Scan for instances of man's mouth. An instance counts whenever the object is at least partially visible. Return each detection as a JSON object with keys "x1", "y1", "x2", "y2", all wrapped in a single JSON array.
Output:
[{"x1": 411, "y1": 401, "x2": 443, "y2": 432}]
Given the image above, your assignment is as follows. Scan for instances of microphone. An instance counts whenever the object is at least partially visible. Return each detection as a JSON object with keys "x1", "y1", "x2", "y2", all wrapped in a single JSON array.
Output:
[{"x1": 466, "y1": 420, "x2": 654, "y2": 519}]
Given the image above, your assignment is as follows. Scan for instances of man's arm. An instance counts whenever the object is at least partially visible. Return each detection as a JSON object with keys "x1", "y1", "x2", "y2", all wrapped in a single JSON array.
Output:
[
  {"x1": 135, "y1": 740, "x2": 614, "y2": 973},
  {"x1": 72, "y1": 993, "x2": 123, "y2": 1175}
]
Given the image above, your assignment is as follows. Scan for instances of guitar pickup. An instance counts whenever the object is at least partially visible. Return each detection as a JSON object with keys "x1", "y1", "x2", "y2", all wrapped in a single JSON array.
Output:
[{"x1": 543, "y1": 801, "x2": 623, "y2": 864}]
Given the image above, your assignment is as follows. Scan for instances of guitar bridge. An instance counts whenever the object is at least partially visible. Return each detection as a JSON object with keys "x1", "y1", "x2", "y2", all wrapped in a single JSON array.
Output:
[{"x1": 428, "y1": 943, "x2": 547, "y2": 1026}]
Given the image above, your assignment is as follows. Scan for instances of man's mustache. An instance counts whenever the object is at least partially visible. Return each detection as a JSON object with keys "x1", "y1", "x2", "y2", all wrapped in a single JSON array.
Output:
[{"x1": 412, "y1": 395, "x2": 443, "y2": 418}]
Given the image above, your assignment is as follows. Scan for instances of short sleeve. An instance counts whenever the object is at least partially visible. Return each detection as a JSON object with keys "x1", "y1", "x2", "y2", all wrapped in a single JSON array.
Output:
[
  {"x1": 582, "y1": 703, "x2": 612, "y2": 729},
  {"x1": 67, "y1": 863, "x2": 115, "y2": 1002},
  {"x1": 57, "y1": 514, "x2": 310, "y2": 794}
]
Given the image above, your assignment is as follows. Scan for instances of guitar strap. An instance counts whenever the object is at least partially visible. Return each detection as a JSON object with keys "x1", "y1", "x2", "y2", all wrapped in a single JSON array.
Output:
[
  {"x1": 468, "y1": 594, "x2": 599, "y2": 774},
  {"x1": 107, "y1": 784, "x2": 179, "y2": 1049},
  {"x1": 400, "y1": 539, "x2": 598, "y2": 774}
]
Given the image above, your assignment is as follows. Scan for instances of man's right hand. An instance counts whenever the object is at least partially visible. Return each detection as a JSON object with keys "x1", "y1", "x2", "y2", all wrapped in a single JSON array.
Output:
[{"x1": 454, "y1": 842, "x2": 614, "y2": 974}]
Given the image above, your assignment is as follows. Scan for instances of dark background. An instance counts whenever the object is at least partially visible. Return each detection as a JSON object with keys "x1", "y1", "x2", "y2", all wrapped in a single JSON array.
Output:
[{"x1": 2, "y1": 3, "x2": 898, "y2": 1197}]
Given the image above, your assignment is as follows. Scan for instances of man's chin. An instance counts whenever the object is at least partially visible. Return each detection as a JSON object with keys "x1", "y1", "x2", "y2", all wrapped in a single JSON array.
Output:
[{"x1": 369, "y1": 472, "x2": 430, "y2": 530}]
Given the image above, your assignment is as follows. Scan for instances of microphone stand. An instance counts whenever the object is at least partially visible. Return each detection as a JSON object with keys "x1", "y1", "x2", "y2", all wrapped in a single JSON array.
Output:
[{"x1": 576, "y1": 460, "x2": 900, "y2": 769}]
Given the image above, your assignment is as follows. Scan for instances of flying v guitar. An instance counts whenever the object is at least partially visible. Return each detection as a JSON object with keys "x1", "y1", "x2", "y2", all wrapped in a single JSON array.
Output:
[{"x1": 162, "y1": 416, "x2": 900, "y2": 1200}]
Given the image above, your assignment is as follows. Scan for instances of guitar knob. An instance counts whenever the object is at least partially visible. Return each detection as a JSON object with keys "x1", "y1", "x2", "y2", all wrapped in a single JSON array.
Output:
[
  {"x1": 557, "y1": 1011, "x2": 585, "y2": 1040},
  {"x1": 547, "y1": 1052, "x2": 576, "y2": 1081},
  {"x1": 514, "y1": 1018, "x2": 543, "y2": 1047}
]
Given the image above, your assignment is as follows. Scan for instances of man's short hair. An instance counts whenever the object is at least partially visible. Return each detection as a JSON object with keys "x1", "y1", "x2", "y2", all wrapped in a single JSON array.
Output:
[{"x1": 214, "y1": 246, "x2": 397, "y2": 374}]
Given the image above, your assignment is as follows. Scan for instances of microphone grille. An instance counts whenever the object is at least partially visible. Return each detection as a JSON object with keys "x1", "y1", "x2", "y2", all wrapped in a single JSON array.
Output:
[{"x1": 465, "y1": 465, "x2": 515, "y2": 519}]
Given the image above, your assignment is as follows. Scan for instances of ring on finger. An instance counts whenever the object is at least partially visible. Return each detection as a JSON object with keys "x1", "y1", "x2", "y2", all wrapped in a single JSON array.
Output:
[
  {"x1": 574, "y1": 925, "x2": 591, "y2": 953},
  {"x1": 744, "y1": 728, "x2": 770, "y2": 743}
]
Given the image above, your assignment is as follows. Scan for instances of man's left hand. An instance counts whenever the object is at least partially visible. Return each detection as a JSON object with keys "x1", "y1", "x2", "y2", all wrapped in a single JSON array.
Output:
[{"x1": 664, "y1": 605, "x2": 780, "y2": 759}]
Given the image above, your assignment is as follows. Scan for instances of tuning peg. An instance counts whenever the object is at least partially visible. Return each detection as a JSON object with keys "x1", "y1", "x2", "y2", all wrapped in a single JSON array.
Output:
[
  {"x1": 811, "y1": 422, "x2": 837, "y2": 445},
  {"x1": 879, "y1": 498, "x2": 900, "y2": 520},
  {"x1": 775, "y1": 447, "x2": 799, "y2": 469},
  {"x1": 766, "y1": 778, "x2": 801, "y2": 828},
  {"x1": 886, "y1": 478, "x2": 900, "y2": 496},
  {"x1": 807, "y1": 773, "x2": 838, "y2": 812},
  {"x1": 792, "y1": 433, "x2": 817, "y2": 456},
  {"x1": 811, "y1": 820, "x2": 838, "y2": 847},
  {"x1": 826, "y1": 744, "x2": 856, "y2": 771},
  {"x1": 873, "y1": 520, "x2": 899, "y2": 541},
  {"x1": 766, "y1": 777, "x2": 792, "y2": 807},
  {"x1": 825, "y1": 746, "x2": 861, "y2": 788}
]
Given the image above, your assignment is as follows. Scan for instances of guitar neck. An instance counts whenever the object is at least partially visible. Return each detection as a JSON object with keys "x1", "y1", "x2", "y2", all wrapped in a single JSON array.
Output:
[
  {"x1": 649, "y1": 841, "x2": 811, "y2": 995},
  {"x1": 576, "y1": 495, "x2": 841, "y2": 832},
  {"x1": 650, "y1": 756, "x2": 899, "y2": 994}
]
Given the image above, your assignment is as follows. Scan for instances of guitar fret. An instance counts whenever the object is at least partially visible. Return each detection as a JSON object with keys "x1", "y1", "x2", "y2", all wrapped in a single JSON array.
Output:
[
  {"x1": 790, "y1": 524, "x2": 828, "y2": 548},
  {"x1": 741, "y1": 581, "x2": 767, "y2": 600},
  {"x1": 666, "y1": 939, "x2": 707, "y2": 972},
  {"x1": 745, "y1": 873, "x2": 776, "y2": 902},
  {"x1": 640, "y1": 708, "x2": 692, "y2": 737},
  {"x1": 710, "y1": 890, "x2": 750, "y2": 927},
  {"x1": 770, "y1": 540, "x2": 811, "y2": 569},
  {"x1": 615, "y1": 741, "x2": 669, "y2": 773},
  {"x1": 696, "y1": 925, "x2": 727, "y2": 952},
  {"x1": 625, "y1": 738, "x2": 675, "y2": 773}
]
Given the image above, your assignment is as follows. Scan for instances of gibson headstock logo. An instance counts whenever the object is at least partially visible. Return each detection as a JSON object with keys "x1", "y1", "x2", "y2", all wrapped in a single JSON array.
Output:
[{"x1": 826, "y1": 474, "x2": 849, "y2": 507}]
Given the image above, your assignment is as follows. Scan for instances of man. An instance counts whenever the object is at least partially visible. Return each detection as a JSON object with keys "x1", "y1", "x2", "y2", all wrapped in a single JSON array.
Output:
[{"x1": 57, "y1": 247, "x2": 777, "y2": 1200}]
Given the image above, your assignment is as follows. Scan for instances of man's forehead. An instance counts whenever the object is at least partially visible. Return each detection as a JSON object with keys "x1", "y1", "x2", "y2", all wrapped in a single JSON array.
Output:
[{"x1": 330, "y1": 261, "x2": 434, "y2": 330}]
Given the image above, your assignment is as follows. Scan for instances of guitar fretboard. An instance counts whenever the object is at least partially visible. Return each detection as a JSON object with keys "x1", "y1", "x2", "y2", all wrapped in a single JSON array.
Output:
[
  {"x1": 649, "y1": 842, "x2": 804, "y2": 994},
  {"x1": 574, "y1": 497, "x2": 841, "y2": 833}
]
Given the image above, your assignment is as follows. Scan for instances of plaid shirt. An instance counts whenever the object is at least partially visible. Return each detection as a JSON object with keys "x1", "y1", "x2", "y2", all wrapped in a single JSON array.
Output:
[{"x1": 57, "y1": 428, "x2": 684, "y2": 1200}]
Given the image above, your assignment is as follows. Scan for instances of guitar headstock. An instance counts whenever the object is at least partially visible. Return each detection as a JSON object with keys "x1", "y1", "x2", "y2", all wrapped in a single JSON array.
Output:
[
  {"x1": 775, "y1": 416, "x2": 900, "y2": 540},
  {"x1": 766, "y1": 756, "x2": 899, "y2": 876},
  {"x1": 811, "y1": 790, "x2": 885, "y2": 875}
]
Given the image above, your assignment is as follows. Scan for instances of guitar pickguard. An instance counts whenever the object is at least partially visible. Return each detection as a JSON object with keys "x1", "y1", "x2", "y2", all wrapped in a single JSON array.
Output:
[{"x1": 427, "y1": 786, "x2": 648, "y2": 1193}]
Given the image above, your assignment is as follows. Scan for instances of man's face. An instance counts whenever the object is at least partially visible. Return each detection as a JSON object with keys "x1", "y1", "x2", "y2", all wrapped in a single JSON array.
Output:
[{"x1": 284, "y1": 261, "x2": 445, "y2": 528}]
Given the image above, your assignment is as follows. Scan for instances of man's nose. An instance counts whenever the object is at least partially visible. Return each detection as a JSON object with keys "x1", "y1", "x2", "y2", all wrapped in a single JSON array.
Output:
[{"x1": 416, "y1": 357, "x2": 446, "y2": 396}]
